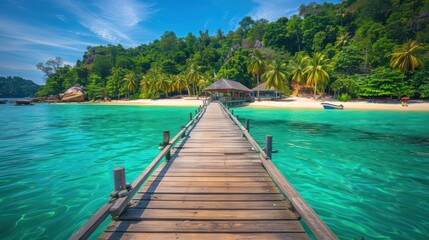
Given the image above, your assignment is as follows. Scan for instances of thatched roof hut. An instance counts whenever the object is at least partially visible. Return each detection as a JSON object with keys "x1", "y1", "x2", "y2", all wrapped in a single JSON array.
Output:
[
  {"x1": 251, "y1": 82, "x2": 276, "y2": 91},
  {"x1": 204, "y1": 78, "x2": 251, "y2": 93},
  {"x1": 251, "y1": 82, "x2": 282, "y2": 100}
]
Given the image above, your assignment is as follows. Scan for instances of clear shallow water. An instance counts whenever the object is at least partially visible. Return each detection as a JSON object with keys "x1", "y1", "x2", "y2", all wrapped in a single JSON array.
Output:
[
  {"x1": 0, "y1": 103, "x2": 195, "y2": 240},
  {"x1": 232, "y1": 107, "x2": 429, "y2": 240}
]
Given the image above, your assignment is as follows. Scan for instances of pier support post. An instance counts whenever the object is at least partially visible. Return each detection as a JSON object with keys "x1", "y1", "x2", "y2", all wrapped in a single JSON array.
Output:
[
  {"x1": 266, "y1": 135, "x2": 272, "y2": 159},
  {"x1": 236, "y1": 115, "x2": 239, "y2": 120},
  {"x1": 113, "y1": 167, "x2": 127, "y2": 192},
  {"x1": 164, "y1": 130, "x2": 171, "y2": 160},
  {"x1": 245, "y1": 119, "x2": 250, "y2": 132},
  {"x1": 231, "y1": 110, "x2": 234, "y2": 116},
  {"x1": 189, "y1": 113, "x2": 193, "y2": 122}
]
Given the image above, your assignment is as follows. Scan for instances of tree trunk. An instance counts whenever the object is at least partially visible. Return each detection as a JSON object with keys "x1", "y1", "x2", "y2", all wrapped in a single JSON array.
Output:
[
  {"x1": 257, "y1": 74, "x2": 260, "y2": 101},
  {"x1": 313, "y1": 81, "x2": 317, "y2": 98},
  {"x1": 186, "y1": 86, "x2": 191, "y2": 97},
  {"x1": 296, "y1": 33, "x2": 301, "y2": 52}
]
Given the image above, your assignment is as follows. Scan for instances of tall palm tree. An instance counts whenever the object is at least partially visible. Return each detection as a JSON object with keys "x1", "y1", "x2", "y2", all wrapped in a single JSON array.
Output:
[
  {"x1": 287, "y1": 53, "x2": 309, "y2": 95},
  {"x1": 389, "y1": 40, "x2": 422, "y2": 75},
  {"x1": 262, "y1": 60, "x2": 288, "y2": 92},
  {"x1": 335, "y1": 32, "x2": 349, "y2": 48},
  {"x1": 304, "y1": 53, "x2": 330, "y2": 98},
  {"x1": 123, "y1": 71, "x2": 138, "y2": 99},
  {"x1": 186, "y1": 63, "x2": 202, "y2": 98},
  {"x1": 248, "y1": 49, "x2": 267, "y2": 101},
  {"x1": 174, "y1": 74, "x2": 187, "y2": 97},
  {"x1": 142, "y1": 68, "x2": 163, "y2": 93}
]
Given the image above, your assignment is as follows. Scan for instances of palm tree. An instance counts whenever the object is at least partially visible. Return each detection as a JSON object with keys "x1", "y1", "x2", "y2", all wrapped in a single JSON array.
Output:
[
  {"x1": 123, "y1": 71, "x2": 138, "y2": 99},
  {"x1": 142, "y1": 68, "x2": 164, "y2": 93},
  {"x1": 174, "y1": 74, "x2": 187, "y2": 97},
  {"x1": 197, "y1": 75, "x2": 212, "y2": 97},
  {"x1": 155, "y1": 76, "x2": 171, "y2": 97},
  {"x1": 262, "y1": 60, "x2": 288, "y2": 92},
  {"x1": 186, "y1": 63, "x2": 202, "y2": 98},
  {"x1": 287, "y1": 53, "x2": 309, "y2": 96},
  {"x1": 248, "y1": 49, "x2": 267, "y2": 101},
  {"x1": 304, "y1": 53, "x2": 330, "y2": 98},
  {"x1": 335, "y1": 32, "x2": 349, "y2": 48},
  {"x1": 389, "y1": 40, "x2": 423, "y2": 75}
]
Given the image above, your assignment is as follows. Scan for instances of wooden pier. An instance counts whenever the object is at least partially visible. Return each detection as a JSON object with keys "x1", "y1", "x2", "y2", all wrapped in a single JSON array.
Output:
[{"x1": 71, "y1": 101, "x2": 337, "y2": 240}]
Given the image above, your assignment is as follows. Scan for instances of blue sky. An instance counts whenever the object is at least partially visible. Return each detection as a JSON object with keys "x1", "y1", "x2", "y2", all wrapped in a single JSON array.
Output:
[{"x1": 0, "y1": 0, "x2": 339, "y2": 85}]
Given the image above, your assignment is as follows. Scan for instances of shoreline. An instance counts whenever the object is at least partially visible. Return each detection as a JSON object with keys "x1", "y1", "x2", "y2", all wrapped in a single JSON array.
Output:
[{"x1": 81, "y1": 97, "x2": 429, "y2": 112}]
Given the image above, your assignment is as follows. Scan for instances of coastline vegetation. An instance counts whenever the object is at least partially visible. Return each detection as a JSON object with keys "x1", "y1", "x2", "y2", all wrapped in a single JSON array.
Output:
[
  {"x1": 0, "y1": 76, "x2": 40, "y2": 98},
  {"x1": 33, "y1": 0, "x2": 429, "y2": 100}
]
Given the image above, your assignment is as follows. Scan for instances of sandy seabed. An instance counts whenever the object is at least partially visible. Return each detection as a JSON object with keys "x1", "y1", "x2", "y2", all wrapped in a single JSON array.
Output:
[{"x1": 89, "y1": 97, "x2": 429, "y2": 112}]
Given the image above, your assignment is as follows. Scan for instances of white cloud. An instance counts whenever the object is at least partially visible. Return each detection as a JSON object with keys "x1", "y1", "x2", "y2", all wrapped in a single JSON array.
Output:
[
  {"x1": 0, "y1": 19, "x2": 96, "y2": 52},
  {"x1": 59, "y1": 0, "x2": 155, "y2": 46},
  {"x1": 249, "y1": 0, "x2": 297, "y2": 21}
]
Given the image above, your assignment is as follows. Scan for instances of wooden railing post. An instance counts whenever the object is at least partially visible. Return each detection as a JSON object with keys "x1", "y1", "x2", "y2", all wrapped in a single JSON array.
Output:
[
  {"x1": 164, "y1": 130, "x2": 171, "y2": 160},
  {"x1": 181, "y1": 126, "x2": 186, "y2": 139},
  {"x1": 231, "y1": 110, "x2": 234, "y2": 116},
  {"x1": 189, "y1": 112, "x2": 193, "y2": 121},
  {"x1": 113, "y1": 167, "x2": 127, "y2": 191},
  {"x1": 266, "y1": 135, "x2": 272, "y2": 159},
  {"x1": 245, "y1": 119, "x2": 250, "y2": 132}
]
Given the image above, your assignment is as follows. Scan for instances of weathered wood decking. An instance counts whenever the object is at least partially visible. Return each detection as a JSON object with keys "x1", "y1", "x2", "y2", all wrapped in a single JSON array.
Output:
[{"x1": 99, "y1": 102, "x2": 310, "y2": 239}]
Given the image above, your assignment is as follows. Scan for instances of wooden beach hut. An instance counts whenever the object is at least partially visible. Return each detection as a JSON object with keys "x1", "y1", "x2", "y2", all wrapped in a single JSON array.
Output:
[
  {"x1": 251, "y1": 82, "x2": 282, "y2": 100},
  {"x1": 204, "y1": 78, "x2": 251, "y2": 102}
]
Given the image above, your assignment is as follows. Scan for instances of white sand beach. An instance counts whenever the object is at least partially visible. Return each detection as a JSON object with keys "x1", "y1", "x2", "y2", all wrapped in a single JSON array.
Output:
[
  {"x1": 91, "y1": 97, "x2": 429, "y2": 111},
  {"x1": 245, "y1": 97, "x2": 429, "y2": 111}
]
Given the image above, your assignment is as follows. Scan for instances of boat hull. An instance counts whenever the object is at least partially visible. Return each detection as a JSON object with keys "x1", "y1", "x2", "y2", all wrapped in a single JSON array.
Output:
[{"x1": 321, "y1": 102, "x2": 344, "y2": 110}]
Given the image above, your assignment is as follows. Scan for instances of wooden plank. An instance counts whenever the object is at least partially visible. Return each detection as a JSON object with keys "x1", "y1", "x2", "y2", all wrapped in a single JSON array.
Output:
[
  {"x1": 130, "y1": 200, "x2": 291, "y2": 210},
  {"x1": 157, "y1": 168, "x2": 265, "y2": 173},
  {"x1": 138, "y1": 186, "x2": 280, "y2": 194},
  {"x1": 133, "y1": 193, "x2": 285, "y2": 201},
  {"x1": 144, "y1": 176, "x2": 272, "y2": 182},
  {"x1": 120, "y1": 209, "x2": 298, "y2": 220},
  {"x1": 142, "y1": 180, "x2": 276, "y2": 187},
  {"x1": 99, "y1": 232, "x2": 310, "y2": 240},
  {"x1": 150, "y1": 172, "x2": 269, "y2": 177},
  {"x1": 104, "y1": 220, "x2": 304, "y2": 233}
]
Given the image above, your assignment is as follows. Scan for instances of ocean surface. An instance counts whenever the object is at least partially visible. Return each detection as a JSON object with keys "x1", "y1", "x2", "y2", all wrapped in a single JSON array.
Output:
[
  {"x1": 0, "y1": 102, "x2": 428, "y2": 239},
  {"x1": 232, "y1": 106, "x2": 429, "y2": 240},
  {"x1": 0, "y1": 103, "x2": 196, "y2": 240}
]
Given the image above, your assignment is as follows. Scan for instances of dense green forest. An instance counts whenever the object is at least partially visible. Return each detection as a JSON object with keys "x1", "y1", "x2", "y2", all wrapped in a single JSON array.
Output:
[
  {"x1": 0, "y1": 76, "x2": 40, "y2": 98},
  {"x1": 35, "y1": 0, "x2": 429, "y2": 100}
]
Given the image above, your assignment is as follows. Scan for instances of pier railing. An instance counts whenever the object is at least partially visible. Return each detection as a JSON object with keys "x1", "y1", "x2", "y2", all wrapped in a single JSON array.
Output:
[
  {"x1": 219, "y1": 102, "x2": 338, "y2": 240},
  {"x1": 70, "y1": 100, "x2": 210, "y2": 240}
]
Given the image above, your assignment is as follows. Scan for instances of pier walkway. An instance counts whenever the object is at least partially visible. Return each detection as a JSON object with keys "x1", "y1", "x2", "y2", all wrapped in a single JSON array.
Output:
[{"x1": 71, "y1": 101, "x2": 337, "y2": 240}]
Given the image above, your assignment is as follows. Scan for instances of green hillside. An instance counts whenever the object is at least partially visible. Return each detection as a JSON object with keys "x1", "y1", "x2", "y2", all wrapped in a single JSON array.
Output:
[
  {"x1": 0, "y1": 76, "x2": 40, "y2": 98},
  {"x1": 35, "y1": 0, "x2": 429, "y2": 100}
]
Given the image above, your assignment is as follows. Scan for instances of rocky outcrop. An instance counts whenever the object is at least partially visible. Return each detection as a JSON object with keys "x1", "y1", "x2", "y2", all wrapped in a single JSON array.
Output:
[{"x1": 59, "y1": 85, "x2": 86, "y2": 102}]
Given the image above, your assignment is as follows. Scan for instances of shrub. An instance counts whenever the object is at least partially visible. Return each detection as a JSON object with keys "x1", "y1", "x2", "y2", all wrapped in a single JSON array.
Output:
[{"x1": 337, "y1": 93, "x2": 351, "y2": 102}]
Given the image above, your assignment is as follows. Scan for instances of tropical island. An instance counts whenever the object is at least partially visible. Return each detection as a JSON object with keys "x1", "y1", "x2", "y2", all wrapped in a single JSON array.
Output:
[
  {"x1": 1, "y1": 1, "x2": 429, "y2": 240},
  {"x1": 26, "y1": 0, "x2": 428, "y2": 110}
]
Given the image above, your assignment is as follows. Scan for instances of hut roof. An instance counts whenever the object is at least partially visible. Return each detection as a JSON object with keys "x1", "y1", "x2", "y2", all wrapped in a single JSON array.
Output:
[
  {"x1": 204, "y1": 78, "x2": 251, "y2": 92},
  {"x1": 252, "y1": 82, "x2": 277, "y2": 91}
]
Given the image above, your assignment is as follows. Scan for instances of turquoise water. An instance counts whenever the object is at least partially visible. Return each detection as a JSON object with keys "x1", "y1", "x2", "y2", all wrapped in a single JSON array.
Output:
[
  {"x1": 232, "y1": 107, "x2": 429, "y2": 240},
  {"x1": 1, "y1": 103, "x2": 428, "y2": 239},
  {"x1": 0, "y1": 103, "x2": 195, "y2": 240}
]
